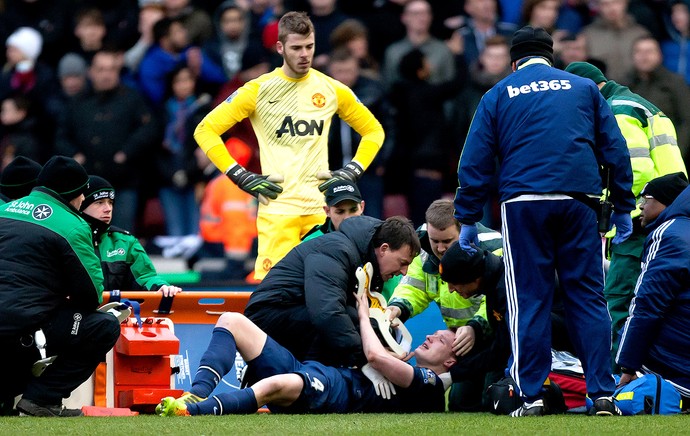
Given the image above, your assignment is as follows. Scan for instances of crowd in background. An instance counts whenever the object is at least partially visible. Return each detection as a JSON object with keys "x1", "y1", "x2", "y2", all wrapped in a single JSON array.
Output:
[{"x1": 1, "y1": 0, "x2": 689, "y2": 240}]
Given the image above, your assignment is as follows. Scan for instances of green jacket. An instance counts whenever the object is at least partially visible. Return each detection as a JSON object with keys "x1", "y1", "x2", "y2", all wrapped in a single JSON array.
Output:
[
  {"x1": 0, "y1": 188, "x2": 104, "y2": 335},
  {"x1": 301, "y1": 218, "x2": 335, "y2": 243},
  {"x1": 388, "y1": 223, "x2": 503, "y2": 332},
  {"x1": 85, "y1": 215, "x2": 169, "y2": 292}
]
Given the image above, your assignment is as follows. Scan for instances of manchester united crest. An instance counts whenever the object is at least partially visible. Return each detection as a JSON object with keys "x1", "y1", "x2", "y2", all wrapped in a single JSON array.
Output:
[{"x1": 312, "y1": 93, "x2": 325, "y2": 108}]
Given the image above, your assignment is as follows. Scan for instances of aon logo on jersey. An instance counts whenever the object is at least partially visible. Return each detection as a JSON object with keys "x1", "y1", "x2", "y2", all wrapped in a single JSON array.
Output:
[
  {"x1": 276, "y1": 116, "x2": 325, "y2": 138},
  {"x1": 507, "y1": 80, "x2": 571, "y2": 98}
]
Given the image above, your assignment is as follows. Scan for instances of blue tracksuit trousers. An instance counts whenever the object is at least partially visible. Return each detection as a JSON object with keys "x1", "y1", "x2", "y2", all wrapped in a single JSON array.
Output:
[{"x1": 501, "y1": 195, "x2": 616, "y2": 402}]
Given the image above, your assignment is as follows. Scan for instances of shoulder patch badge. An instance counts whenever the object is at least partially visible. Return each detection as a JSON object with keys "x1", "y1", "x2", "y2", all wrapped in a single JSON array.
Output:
[
  {"x1": 422, "y1": 368, "x2": 437, "y2": 385},
  {"x1": 32, "y1": 204, "x2": 53, "y2": 220}
]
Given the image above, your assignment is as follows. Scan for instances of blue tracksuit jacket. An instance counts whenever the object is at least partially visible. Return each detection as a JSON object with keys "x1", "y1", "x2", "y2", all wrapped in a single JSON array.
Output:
[
  {"x1": 455, "y1": 59, "x2": 635, "y2": 223},
  {"x1": 617, "y1": 185, "x2": 690, "y2": 395}
]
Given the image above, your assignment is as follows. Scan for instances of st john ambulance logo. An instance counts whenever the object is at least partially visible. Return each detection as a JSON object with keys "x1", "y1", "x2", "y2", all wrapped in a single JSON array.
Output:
[{"x1": 32, "y1": 204, "x2": 53, "y2": 220}]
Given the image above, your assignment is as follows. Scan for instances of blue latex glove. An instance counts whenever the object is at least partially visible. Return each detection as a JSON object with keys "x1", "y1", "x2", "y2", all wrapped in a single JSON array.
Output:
[
  {"x1": 611, "y1": 211, "x2": 633, "y2": 245},
  {"x1": 459, "y1": 223, "x2": 479, "y2": 253}
]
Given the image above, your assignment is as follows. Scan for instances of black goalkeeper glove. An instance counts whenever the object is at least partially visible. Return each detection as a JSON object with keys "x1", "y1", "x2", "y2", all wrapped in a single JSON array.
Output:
[
  {"x1": 317, "y1": 161, "x2": 364, "y2": 192},
  {"x1": 226, "y1": 163, "x2": 283, "y2": 205}
]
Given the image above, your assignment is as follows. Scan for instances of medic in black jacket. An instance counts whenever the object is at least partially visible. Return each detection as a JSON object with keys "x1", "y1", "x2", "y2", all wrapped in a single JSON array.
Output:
[
  {"x1": 0, "y1": 156, "x2": 120, "y2": 417},
  {"x1": 244, "y1": 215, "x2": 420, "y2": 368}
]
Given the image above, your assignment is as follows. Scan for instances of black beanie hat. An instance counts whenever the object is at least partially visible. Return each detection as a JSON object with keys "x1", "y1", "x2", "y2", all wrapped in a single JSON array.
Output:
[
  {"x1": 37, "y1": 155, "x2": 89, "y2": 200},
  {"x1": 510, "y1": 26, "x2": 554, "y2": 64},
  {"x1": 0, "y1": 156, "x2": 42, "y2": 200},
  {"x1": 439, "y1": 242, "x2": 486, "y2": 284},
  {"x1": 640, "y1": 172, "x2": 689, "y2": 207},
  {"x1": 80, "y1": 175, "x2": 115, "y2": 211}
]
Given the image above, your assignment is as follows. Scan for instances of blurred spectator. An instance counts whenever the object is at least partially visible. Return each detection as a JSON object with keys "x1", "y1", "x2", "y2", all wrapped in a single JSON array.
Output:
[
  {"x1": 382, "y1": 0, "x2": 456, "y2": 88},
  {"x1": 70, "y1": 8, "x2": 107, "y2": 64},
  {"x1": 329, "y1": 18, "x2": 380, "y2": 79},
  {"x1": 204, "y1": 1, "x2": 250, "y2": 80},
  {"x1": 198, "y1": 137, "x2": 257, "y2": 281},
  {"x1": 308, "y1": 0, "x2": 349, "y2": 70},
  {"x1": 138, "y1": 17, "x2": 226, "y2": 107},
  {"x1": 157, "y1": 65, "x2": 211, "y2": 236},
  {"x1": 338, "y1": 0, "x2": 406, "y2": 64},
  {"x1": 124, "y1": 1, "x2": 166, "y2": 73},
  {"x1": 453, "y1": 35, "x2": 511, "y2": 143},
  {"x1": 628, "y1": 35, "x2": 690, "y2": 170},
  {"x1": 46, "y1": 53, "x2": 89, "y2": 128},
  {"x1": 552, "y1": 0, "x2": 592, "y2": 36},
  {"x1": 0, "y1": 0, "x2": 71, "y2": 66},
  {"x1": 0, "y1": 94, "x2": 42, "y2": 165},
  {"x1": 451, "y1": 35, "x2": 510, "y2": 229},
  {"x1": 327, "y1": 48, "x2": 392, "y2": 219},
  {"x1": 79, "y1": 0, "x2": 140, "y2": 51},
  {"x1": 211, "y1": 44, "x2": 269, "y2": 175},
  {"x1": 1, "y1": 27, "x2": 48, "y2": 98},
  {"x1": 520, "y1": 0, "x2": 570, "y2": 53},
  {"x1": 554, "y1": 32, "x2": 588, "y2": 68},
  {"x1": 164, "y1": 0, "x2": 214, "y2": 46},
  {"x1": 627, "y1": 0, "x2": 668, "y2": 42},
  {"x1": 581, "y1": 0, "x2": 649, "y2": 83},
  {"x1": 661, "y1": 0, "x2": 690, "y2": 86},
  {"x1": 55, "y1": 50, "x2": 159, "y2": 232},
  {"x1": 458, "y1": 0, "x2": 517, "y2": 66},
  {"x1": 0, "y1": 27, "x2": 55, "y2": 149},
  {"x1": 247, "y1": 0, "x2": 278, "y2": 43},
  {"x1": 389, "y1": 47, "x2": 465, "y2": 226},
  {"x1": 498, "y1": 0, "x2": 523, "y2": 25}
]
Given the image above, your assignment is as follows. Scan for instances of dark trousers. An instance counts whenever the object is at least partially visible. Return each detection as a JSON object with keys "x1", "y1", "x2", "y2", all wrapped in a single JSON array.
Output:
[
  {"x1": 246, "y1": 304, "x2": 359, "y2": 368},
  {"x1": 246, "y1": 305, "x2": 315, "y2": 363},
  {"x1": 0, "y1": 307, "x2": 120, "y2": 404},
  {"x1": 501, "y1": 197, "x2": 616, "y2": 402}
]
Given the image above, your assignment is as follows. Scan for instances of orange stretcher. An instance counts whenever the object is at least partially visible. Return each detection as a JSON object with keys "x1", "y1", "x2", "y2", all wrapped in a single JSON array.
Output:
[{"x1": 102, "y1": 291, "x2": 252, "y2": 324}]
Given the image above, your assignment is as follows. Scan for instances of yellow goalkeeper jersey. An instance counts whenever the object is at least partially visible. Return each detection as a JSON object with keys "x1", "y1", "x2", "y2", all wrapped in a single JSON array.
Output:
[{"x1": 195, "y1": 67, "x2": 384, "y2": 216}]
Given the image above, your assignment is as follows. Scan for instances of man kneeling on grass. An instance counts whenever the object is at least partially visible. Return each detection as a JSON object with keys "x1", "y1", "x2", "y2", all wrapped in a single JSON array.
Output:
[{"x1": 157, "y1": 291, "x2": 457, "y2": 415}]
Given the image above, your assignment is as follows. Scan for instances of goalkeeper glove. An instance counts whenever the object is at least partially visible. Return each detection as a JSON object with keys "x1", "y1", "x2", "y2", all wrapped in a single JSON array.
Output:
[
  {"x1": 317, "y1": 161, "x2": 363, "y2": 192},
  {"x1": 226, "y1": 163, "x2": 283, "y2": 205}
]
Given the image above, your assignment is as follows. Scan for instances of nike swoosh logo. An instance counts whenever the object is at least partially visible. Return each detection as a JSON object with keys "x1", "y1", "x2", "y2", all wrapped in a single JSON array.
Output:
[
  {"x1": 494, "y1": 400, "x2": 500, "y2": 409},
  {"x1": 268, "y1": 99, "x2": 280, "y2": 104}
]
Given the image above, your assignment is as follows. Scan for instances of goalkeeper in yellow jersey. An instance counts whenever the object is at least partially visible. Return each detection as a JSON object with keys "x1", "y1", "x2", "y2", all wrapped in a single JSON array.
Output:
[{"x1": 194, "y1": 11, "x2": 385, "y2": 280}]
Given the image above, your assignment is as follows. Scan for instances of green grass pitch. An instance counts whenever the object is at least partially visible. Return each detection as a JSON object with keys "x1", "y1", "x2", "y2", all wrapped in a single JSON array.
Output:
[{"x1": 2, "y1": 413, "x2": 688, "y2": 435}]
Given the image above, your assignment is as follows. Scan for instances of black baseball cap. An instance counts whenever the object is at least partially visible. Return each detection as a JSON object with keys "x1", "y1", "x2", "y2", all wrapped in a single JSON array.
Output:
[{"x1": 324, "y1": 180, "x2": 363, "y2": 207}]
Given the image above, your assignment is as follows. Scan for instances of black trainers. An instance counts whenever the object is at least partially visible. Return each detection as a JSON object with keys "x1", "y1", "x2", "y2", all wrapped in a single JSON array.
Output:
[
  {"x1": 16, "y1": 398, "x2": 83, "y2": 417},
  {"x1": 510, "y1": 399, "x2": 545, "y2": 417},
  {"x1": 589, "y1": 396, "x2": 622, "y2": 416}
]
